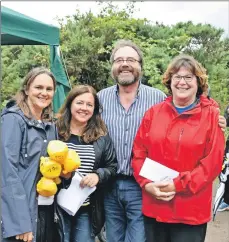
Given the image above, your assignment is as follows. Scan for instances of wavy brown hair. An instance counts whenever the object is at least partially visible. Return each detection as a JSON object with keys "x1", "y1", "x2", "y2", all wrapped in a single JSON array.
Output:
[
  {"x1": 56, "y1": 85, "x2": 107, "y2": 143},
  {"x1": 14, "y1": 67, "x2": 56, "y2": 121},
  {"x1": 162, "y1": 54, "x2": 208, "y2": 97}
]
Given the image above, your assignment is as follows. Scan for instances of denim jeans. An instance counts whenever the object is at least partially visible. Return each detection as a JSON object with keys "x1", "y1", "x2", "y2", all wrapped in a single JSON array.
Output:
[
  {"x1": 104, "y1": 176, "x2": 146, "y2": 242},
  {"x1": 62, "y1": 206, "x2": 95, "y2": 242}
]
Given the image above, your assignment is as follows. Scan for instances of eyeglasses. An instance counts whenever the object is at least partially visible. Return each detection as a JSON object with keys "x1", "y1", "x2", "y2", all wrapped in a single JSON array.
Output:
[
  {"x1": 113, "y1": 57, "x2": 140, "y2": 65},
  {"x1": 172, "y1": 74, "x2": 195, "y2": 83}
]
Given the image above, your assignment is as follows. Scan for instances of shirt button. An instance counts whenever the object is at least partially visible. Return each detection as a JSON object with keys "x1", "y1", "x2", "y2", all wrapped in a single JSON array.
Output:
[{"x1": 44, "y1": 139, "x2": 47, "y2": 143}]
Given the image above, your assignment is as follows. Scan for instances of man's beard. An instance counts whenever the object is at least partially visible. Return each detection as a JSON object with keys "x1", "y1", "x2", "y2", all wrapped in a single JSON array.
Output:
[
  {"x1": 113, "y1": 68, "x2": 141, "y2": 86},
  {"x1": 116, "y1": 75, "x2": 139, "y2": 86}
]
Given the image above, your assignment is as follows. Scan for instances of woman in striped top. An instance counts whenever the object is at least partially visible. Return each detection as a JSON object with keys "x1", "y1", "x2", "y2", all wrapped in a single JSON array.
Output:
[{"x1": 56, "y1": 85, "x2": 117, "y2": 242}]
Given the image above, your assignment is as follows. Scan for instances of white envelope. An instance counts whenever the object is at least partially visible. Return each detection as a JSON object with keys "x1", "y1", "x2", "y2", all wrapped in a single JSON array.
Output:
[
  {"x1": 139, "y1": 157, "x2": 179, "y2": 182},
  {"x1": 57, "y1": 171, "x2": 96, "y2": 216}
]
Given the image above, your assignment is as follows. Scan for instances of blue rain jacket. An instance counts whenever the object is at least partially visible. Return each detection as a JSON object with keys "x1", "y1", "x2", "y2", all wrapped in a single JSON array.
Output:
[{"x1": 1, "y1": 103, "x2": 57, "y2": 241}]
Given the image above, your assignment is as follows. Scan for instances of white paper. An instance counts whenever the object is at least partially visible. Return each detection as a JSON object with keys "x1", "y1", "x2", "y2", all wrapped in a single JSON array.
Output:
[
  {"x1": 57, "y1": 171, "x2": 96, "y2": 216},
  {"x1": 139, "y1": 157, "x2": 179, "y2": 182}
]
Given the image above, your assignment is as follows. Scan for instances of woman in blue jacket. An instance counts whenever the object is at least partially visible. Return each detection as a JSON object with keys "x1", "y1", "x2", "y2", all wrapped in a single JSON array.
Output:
[{"x1": 1, "y1": 67, "x2": 57, "y2": 242}]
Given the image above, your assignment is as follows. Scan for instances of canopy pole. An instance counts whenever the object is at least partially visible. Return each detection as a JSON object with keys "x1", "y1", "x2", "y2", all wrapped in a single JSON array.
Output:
[{"x1": 50, "y1": 45, "x2": 71, "y2": 113}]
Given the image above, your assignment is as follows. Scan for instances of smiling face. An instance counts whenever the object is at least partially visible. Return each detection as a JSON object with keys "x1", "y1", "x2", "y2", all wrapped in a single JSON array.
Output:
[
  {"x1": 70, "y1": 92, "x2": 95, "y2": 126},
  {"x1": 26, "y1": 73, "x2": 55, "y2": 114},
  {"x1": 171, "y1": 66, "x2": 198, "y2": 107},
  {"x1": 111, "y1": 46, "x2": 142, "y2": 86}
]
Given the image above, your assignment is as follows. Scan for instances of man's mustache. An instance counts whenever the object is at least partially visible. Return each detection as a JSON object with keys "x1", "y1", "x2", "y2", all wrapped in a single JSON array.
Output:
[{"x1": 118, "y1": 66, "x2": 133, "y2": 73}]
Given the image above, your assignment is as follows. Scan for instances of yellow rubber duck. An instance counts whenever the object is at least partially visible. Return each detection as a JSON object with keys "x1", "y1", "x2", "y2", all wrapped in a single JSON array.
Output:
[
  {"x1": 62, "y1": 149, "x2": 81, "y2": 174},
  {"x1": 40, "y1": 157, "x2": 62, "y2": 179},
  {"x1": 37, "y1": 177, "x2": 58, "y2": 197},
  {"x1": 47, "y1": 140, "x2": 68, "y2": 164},
  {"x1": 37, "y1": 141, "x2": 81, "y2": 197}
]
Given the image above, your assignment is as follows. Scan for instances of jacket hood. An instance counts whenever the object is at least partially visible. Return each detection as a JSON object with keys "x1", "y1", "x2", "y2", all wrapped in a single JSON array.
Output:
[
  {"x1": 1, "y1": 100, "x2": 21, "y2": 117},
  {"x1": 1, "y1": 100, "x2": 43, "y2": 127}
]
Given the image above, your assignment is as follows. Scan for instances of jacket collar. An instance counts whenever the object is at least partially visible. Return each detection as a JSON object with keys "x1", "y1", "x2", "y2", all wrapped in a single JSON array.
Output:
[
  {"x1": 165, "y1": 95, "x2": 214, "y2": 115},
  {"x1": 115, "y1": 81, "x2": 142, "y2": 97}
]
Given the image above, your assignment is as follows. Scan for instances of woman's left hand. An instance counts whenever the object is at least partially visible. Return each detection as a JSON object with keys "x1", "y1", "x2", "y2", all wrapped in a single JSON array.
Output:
[
  {"x1": 60, "y1": 171, "x2": 73, "y2": 179},
  {"x1": 160, "y1": 181, "x2": 176, "y2": 193},
  {"x1": 15, "y1": 232, "x2": 33, "y2": 242},
  {"x1": 80, "y1": 173, "x2": 99, "y2": 188}
]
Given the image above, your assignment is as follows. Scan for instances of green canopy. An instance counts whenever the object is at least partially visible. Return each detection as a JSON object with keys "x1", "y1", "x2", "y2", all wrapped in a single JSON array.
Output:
[{"x1": 1, "y1": 6, "x2": 71, "y2": 113}]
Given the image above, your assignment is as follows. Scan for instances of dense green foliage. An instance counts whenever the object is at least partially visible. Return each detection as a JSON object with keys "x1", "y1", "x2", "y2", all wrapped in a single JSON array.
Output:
[{"x1": 2, "y1": 2, "x2": 229, "y2": 112}]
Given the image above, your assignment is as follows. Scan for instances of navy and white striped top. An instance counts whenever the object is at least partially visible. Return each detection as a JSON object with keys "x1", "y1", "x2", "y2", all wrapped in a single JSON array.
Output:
[
  {"x1": 65, "y1": 134, "x2": 95, "y2": 205},
  {"x1": 98, "y1": 83, "x2": 166, "y2": 176}
]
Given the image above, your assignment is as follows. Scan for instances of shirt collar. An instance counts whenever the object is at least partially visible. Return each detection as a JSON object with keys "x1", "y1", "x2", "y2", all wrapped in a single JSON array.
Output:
[{"x1": 115, "y1": 81, "x2": 142, "y2": 97}]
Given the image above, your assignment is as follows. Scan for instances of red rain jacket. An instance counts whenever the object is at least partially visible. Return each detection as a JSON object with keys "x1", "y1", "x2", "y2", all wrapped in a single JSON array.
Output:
[{"x1": 132, "y1": 95, "x2": 225, "y2": 225}]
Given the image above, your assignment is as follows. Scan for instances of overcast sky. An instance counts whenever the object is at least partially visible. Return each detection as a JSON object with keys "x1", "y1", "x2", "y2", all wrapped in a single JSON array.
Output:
[{"x1": 2, "y1": 1, "x2": 229, "y2": 37}]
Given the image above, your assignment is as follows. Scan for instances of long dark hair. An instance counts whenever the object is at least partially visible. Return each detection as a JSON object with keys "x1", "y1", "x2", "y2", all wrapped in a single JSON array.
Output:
[
  {"x1": 56, "y1": 85, "x2": 107, "y2": 143},
  {"x1": 14, "y1": 67, "x2": 56, "y2": 121}
]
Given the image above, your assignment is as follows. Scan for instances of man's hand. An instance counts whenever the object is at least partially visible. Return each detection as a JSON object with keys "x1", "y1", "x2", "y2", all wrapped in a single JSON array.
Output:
[
  {"x1": 218, "y1": 114, "x2": 226, "y2": 132},
  {"x1": 16, "y1": 232, "x2": 33, "y2": 242},
  {"x1": 80, "y1": 173, "x2": 99, "y2": 188},
  {"x1": 144, "y1": 182, "x2": 175, "y2": 201}
]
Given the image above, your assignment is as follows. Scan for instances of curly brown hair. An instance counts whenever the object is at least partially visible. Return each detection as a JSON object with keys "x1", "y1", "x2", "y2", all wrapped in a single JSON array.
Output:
[
  {"x1": 162, "y1": 54, "x2": 208, "y2": 97},
  {"x1": 56, "y1": 85, "x2": 107, "y2": 143}
]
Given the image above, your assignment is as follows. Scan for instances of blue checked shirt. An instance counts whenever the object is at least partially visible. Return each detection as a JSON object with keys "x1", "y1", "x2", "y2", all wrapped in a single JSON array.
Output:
[{"x1": 98, "y1": 83, "x2": 166, "y2": 176}]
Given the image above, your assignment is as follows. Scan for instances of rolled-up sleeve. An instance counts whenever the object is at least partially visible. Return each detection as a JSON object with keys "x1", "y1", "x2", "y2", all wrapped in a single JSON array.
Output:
[{"x1": 1, "y1": 114, "x2": 32, "y2": 238}]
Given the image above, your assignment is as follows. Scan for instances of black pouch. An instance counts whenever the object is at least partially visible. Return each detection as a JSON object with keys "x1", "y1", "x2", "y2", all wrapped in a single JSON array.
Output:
[
  {"x1": 52, "y1": 199, "x2": 65, "y2": 242},
  {"x1": 36, "y1": 205, "x2": 55, "y2": 242}
]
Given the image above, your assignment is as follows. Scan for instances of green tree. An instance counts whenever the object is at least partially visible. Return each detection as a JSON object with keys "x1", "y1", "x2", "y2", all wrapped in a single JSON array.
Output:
[
  {"x1": 1, "y1": 45, "x2": 49, "y2": 109},
  {"x1": 2, "y1": 2, "x2": 228, "y2": 112}
]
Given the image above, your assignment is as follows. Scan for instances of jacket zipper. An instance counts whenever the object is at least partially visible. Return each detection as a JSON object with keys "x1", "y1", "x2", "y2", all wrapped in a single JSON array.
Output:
[{"x1": 175, "y1": 128, "x2": 184, "y2": 160}]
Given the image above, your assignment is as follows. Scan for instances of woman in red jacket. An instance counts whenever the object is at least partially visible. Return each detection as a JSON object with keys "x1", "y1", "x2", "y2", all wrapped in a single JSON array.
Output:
[{"x1": 132, "y1": 54, "x2": 225, "y2": 242}]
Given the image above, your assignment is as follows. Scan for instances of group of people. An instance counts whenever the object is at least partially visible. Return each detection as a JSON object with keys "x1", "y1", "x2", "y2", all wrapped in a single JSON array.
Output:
[{"x1": 1, "y1": 39, "x2": 228, "y2": 242}]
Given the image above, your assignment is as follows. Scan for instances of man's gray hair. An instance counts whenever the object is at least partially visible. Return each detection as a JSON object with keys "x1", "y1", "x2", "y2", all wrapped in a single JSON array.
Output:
[{"x1": 110, "y1": 39, "x2": 144, "y2": 67}]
